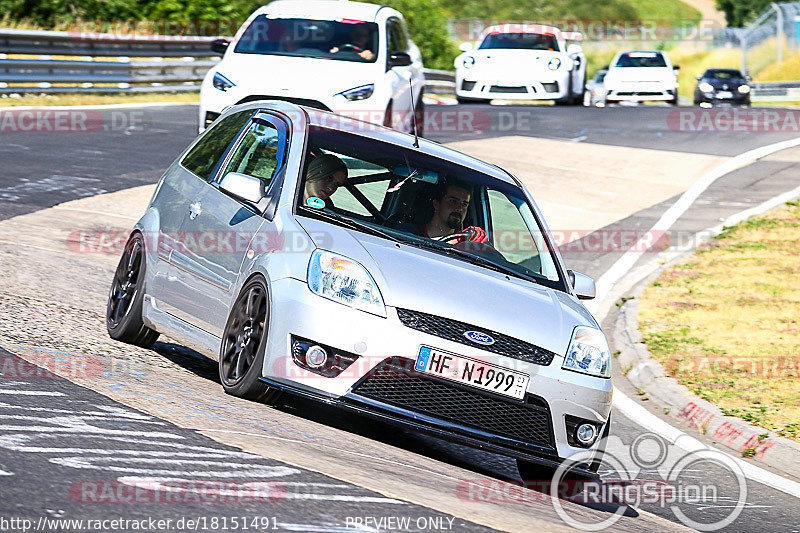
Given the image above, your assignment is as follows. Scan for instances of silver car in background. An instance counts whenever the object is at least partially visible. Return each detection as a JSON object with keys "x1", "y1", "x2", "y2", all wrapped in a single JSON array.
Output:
[{"x1": 106, "y1": 101, "x2": 612, "y2": 480}]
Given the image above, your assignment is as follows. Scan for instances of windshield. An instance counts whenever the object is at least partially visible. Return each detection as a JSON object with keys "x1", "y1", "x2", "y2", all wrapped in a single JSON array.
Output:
[
  {"x1": 479, "y1": 33, "x2": 559, "y2": 51},
  {"x1": 705, "y1": 69, "x2": 744, "y2": 80},
  {"x1": 615, "y1": 52, "x2": 667, "y2": 68},
  {"x1": 234, "y1": 15, "x2": 379, "y2": 63},
  {"x1": 295, "y1": 126, "x2": 566, "y2": 292}
]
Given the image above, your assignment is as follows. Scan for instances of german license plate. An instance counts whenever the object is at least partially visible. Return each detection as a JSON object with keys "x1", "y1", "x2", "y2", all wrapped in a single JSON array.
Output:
[
  {"x1": 717, "y1": 91, "x2": 733, "y2": 98},
  {"x1": 414, "y1": 346, "x2": 529, "y2": 400}
]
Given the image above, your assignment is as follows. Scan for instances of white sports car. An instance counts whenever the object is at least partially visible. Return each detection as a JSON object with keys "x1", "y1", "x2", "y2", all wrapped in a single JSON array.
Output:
[
  {"x1": 454, "y1": 24, "x2": 586, "y2": 105},
  {"x1": 603, "y1": 51, "x2": 679, "y2": 105}
]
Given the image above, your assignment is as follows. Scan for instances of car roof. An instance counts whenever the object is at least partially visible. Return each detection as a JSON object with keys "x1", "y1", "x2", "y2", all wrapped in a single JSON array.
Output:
[
  {"x1": 220, "y1": 100, "x2": 518, "y2": 186},
  {"x1": 258, "y1": 0, "x2": 393, "y2": 22},
  {"x1": 480, "y1": 24, "x2": 562, "y2": 40}
]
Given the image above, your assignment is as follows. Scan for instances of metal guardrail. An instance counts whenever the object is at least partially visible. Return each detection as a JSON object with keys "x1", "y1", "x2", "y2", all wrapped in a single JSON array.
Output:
[
  {"x1": 0, "y1": 28, "x2": 215, "y2": 57},
  {"x1": 752, "y1": 80, "x2": 800, "y2": 100},
  {"x1": 0, "y1": 28, "x2": 456, "y2": 96}
]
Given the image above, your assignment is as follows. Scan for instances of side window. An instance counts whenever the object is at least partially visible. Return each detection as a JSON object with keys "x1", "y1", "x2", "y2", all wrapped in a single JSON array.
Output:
[
  {"x1": 395, "y1": 20, "x2": 409, "y2": 51},
  {"x1": 217, "y1": 119, "x2": 282, "y2": 189},
  {"x1": 181, "y1": 111, "x2": 251, "y2": 181},
  {"x1": 386, "y1": 19, "x2": 406, "y2": 54}
]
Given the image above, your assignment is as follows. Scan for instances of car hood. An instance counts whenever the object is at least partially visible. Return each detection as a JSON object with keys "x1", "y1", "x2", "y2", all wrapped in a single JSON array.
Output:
[
  {"x1": 704, "y1": 78, "x2": 745, "y2": 88},
  {"x1": 296, "y1": 216, "x2": 597, "y2": 357},
  {"x1": 218, "y1": 53, "x2": 377, "y2": 99},
  {"x1": 606, "y1": 67, "x2": 674, "y2": 83}
]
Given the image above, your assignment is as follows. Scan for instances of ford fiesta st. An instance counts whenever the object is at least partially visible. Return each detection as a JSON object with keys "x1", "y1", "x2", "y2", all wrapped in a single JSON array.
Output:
[
  {"x1": 106, "y1": 100, "x2": 612, "y2": 480},
  {"x1": 454, "y1": 24, "x2": 586, "y2": 105}
]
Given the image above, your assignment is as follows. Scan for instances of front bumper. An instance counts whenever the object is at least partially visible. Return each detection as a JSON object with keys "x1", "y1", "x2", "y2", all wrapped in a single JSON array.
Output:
[
  {"x1": 455, "y1": 72, "x2": 569, "y2": 100},
  {"x1": 605, "y1": 85, "x2": 674, "y2": 101},
  {"x1": 696, "y1": 93, "x2": 751, "y2": 106},
  {"x1": 263, "y1": 277, "x2": 613, "y2": 470}
]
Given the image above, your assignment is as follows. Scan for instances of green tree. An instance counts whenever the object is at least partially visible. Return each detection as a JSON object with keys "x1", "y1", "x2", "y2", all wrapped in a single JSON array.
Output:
[
  {"x1": 715, "y1": 0, "x2": 772, "y2": 27},
  {"x1": 380, "y1": 0, "x2": 461, "y2": 70}
]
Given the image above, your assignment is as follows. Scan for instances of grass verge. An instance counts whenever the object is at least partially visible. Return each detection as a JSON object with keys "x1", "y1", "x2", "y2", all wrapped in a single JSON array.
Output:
[
  {"x1": 0, "y1": 92, "x2": 199, "y2": 107},
  {"x1": 638, "y1": 200, "x2": 800, "y2": 442}
]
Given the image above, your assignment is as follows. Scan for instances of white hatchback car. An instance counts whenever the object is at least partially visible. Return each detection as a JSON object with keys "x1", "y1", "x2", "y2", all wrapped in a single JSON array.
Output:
[
  {"x1": 603, "y1": 51, "x2": 679, "y2": 105},
  {"x1": 454, "y1": 24, "x2": 586, "y2": 105},
  {"x1": 199, "y1": 0, "x2": 425, "y2": 132}
]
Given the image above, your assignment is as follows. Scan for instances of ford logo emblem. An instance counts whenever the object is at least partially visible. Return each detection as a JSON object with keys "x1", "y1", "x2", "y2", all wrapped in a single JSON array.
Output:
[{"x1": 464, "y1": 331, "x2": 495, "y2": 345}]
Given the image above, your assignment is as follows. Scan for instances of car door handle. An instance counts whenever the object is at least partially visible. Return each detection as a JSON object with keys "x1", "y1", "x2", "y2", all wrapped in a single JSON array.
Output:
[{"x1": 189, "y1": 201, "x2": 202, "y2": 220}]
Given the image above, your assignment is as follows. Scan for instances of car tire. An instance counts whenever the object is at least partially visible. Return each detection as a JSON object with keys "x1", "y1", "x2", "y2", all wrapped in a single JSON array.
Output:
[
  {"x1": 669, "y1": 90, "x2": 679, "y2": 106},
  {"x1": 555, "y1": 75, "x2": 577, "y2": 105},
  {"x1": 413, "y1": 97, "x2": 425, "y2": 138},
  {"x1": 219, "y1": 276, "x2": 281, "y2": 404},
  {"x1": 106, "y1": 232, "x2": 159, "y2": 348}
]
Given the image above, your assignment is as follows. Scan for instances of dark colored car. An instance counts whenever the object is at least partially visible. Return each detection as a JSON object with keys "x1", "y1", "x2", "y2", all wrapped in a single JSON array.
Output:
[{"x1": 693, "y1": 68, "x2": 751, "y2": 107}]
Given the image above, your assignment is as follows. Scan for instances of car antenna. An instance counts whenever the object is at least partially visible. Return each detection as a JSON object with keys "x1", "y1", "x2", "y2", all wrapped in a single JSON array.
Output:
[{"x1": 409, "y1": 79, "x2": 420, "y2": 148}]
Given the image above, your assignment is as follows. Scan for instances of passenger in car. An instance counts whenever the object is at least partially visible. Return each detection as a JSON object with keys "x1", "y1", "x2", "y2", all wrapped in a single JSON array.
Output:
[{"x1": 303, "y1": 154, "x2": 348, "y2": 207}]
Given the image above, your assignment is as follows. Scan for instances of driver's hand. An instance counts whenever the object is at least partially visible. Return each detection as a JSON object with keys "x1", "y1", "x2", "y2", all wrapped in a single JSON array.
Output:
[
  {"x1": 330, "y1": 46, "x2": 339, "y2": 53},
  {"x1": 359, "y1": 49, "x2": 375, "y2": 60},
  {"x1": 464, "y1": 226, "x2": 488, "y2": 243}
]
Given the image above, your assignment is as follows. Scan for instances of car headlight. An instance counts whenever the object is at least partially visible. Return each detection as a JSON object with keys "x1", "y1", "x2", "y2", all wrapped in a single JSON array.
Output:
[
  {"x1": 212, "y1": 72, "x2": 235, "y2": 92},
  {"x1": 562, "y1": 326, "x2": 610, "y2": 378},
  {"x1": 462, "y1": 56, "x2": 476, "y2": 69},
  {"x1": 698, "y1": 82, "x2": 713, "y2": 93},
  {"x1": 547, "y1": 58, "x2": 562, "y2": 70},
  {"x1": 337, "y1": 84, "x2": 374, "y2": 101},
  {"x1": 738, "y1": 84, "x2": 751, "y2": 94},
  {"x1": 307, "y1": 250, "x2": 386, "y2": 317}
]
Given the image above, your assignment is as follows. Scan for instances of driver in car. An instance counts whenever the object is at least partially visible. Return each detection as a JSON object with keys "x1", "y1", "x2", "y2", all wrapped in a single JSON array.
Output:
[
  {"x1": 420, "y1": 180, "x2": 488, "y2": 244},
  {"x1": 329, "y1": 25, "x2": 375, "y2": 61}
]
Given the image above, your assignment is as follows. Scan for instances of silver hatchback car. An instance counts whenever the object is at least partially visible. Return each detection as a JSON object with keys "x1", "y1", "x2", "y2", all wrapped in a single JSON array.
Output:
[{"x1": 106, "y1": 101, "x2": 612, "y2": 479}]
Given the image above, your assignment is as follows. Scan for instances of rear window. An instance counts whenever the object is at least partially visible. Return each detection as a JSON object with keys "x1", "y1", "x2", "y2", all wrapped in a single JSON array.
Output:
[
  {"x1": 479, "y1": 33, "x2": 559, "y2": 51},
  {"x1": 615, "y1": 52, "x2": 667, "y2": 68}
]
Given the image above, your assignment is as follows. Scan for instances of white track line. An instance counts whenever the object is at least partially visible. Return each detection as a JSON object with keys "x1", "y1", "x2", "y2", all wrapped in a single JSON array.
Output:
[
  {"x1": 588, "y1": 135, "x2": 800, "y2": 313},
  {"x1": 602, "y1": 138, "x2": 800, "y2": 499},
  {"x1": 614, "y1": 388, "x2": 800, "y2": 499}
]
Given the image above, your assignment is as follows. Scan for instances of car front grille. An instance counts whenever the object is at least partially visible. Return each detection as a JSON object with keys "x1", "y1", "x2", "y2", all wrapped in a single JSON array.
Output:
[
  {"x1": 351, "y1": 357, "x2": 555, "y2": 449},
  {"x1": 395, "y1": 308, "x2": 557, "y2": 366},
  {"x1": 490, "y1": 85, "x2": 528, "y2": 93}
]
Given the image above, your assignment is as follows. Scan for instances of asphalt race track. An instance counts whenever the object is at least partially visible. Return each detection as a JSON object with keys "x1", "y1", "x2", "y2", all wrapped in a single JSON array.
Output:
[{"x1": 1, "y1": 103, "x2": 800, "y2": 532}]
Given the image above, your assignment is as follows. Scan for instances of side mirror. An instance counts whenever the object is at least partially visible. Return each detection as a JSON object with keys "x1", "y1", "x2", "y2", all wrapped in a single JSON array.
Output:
[
  {"x1": 211, "y1": 38, "x2": 230, "y2": 55},
  {"x1": 673, "y1": 65, "x2": 681, "y2": 70},
  {"x1": 566, "y1": 43, "x2": 582, "y2": 55},
  {"x1": 219, "y1": 172, "x2": 264, "y2": 205},
  {"x1": 459, "y1": 42, "x2": 473, "y2": 53},
  {"x1": 567, "y1": 270, "x2": 596, "y2": 300},
  {"x1": 695, "y1": 75, "x2": 702, "y2": 80},
  {"x1": 746, "y1": 75, "x2": 752, "y2": 81},
  {"x1": 601, "y1": 65, "x2": 609, "y2": 70},
  {"x1": 388, "y1": 52, "x2": 412, "y2": 68}
]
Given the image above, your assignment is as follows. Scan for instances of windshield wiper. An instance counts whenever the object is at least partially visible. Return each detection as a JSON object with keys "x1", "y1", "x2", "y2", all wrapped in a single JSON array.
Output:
[
  {"x1": 412, "y1": 239, "x2": 540, "y2": 283},
  {"x1": 300, "y1": 208, "x2": 402, "y2": 243}
]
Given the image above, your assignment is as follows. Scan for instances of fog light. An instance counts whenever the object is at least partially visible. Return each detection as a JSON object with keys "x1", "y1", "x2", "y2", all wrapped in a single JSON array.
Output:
[
  {"x1": 306, "y1": 345, "x2": 328, "y2": 368},
  {"x1": 576, "y1": 423, "x2": 598, "y2": 445}
]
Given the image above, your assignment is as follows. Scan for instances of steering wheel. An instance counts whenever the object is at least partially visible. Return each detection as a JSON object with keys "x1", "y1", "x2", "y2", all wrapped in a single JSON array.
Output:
[
  {"x1": 337, "y1": 44, "x2": 362, "y2": 53},
  {"x1": 433, "y1": 231, "x2": 472, "y2": 243}
]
